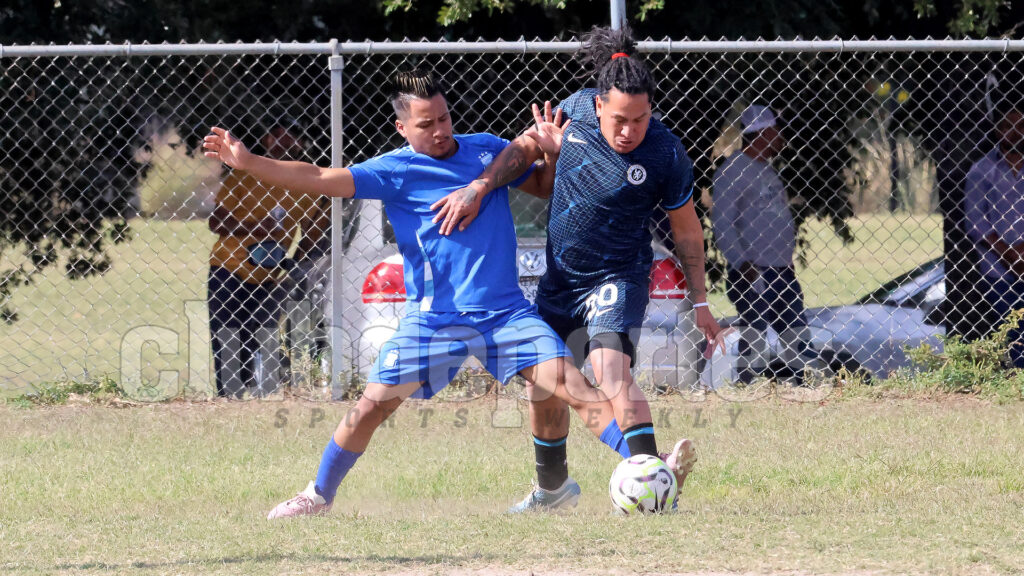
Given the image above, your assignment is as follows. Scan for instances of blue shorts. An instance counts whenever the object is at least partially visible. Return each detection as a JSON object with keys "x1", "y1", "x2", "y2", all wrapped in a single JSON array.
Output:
[{"x1": 370, "y1": 303, "x2": 571, "y2": 399}]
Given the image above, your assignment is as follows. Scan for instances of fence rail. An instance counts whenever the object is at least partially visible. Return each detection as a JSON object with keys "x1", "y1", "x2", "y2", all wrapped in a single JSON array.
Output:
[
  {"x1": 0, "y1": 39, "x2": 1018, "y2": 401},
  {"x1": 8, "y1": 39, "x2": 1024, "y2": 58}
]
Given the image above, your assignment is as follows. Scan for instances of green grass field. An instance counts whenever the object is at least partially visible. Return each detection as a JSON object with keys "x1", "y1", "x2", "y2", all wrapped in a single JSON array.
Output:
[
  {"x1": 3, "y1": 395, "x2": 1022, "y2": 575},
  {"x1": 0, "y1": 213, "x2": 943, "y2": 398}
]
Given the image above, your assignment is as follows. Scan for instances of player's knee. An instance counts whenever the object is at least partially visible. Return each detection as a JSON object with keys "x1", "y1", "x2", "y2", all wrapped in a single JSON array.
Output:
[
  {"x1": 559, "y1": 367, "x2": 601, "y2": 408},
  {"x1": 355, "y1": 394, "x2": 402, "y2": 420}
]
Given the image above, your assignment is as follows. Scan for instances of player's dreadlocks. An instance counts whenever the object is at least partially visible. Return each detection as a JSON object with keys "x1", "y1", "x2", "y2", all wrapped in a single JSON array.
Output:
[
  {"x1": 387, "y1": 69, "x2": 446, "y2": 119},
  {"x1": 578, "y1": 25, "x2": 656, "y2": 102}
]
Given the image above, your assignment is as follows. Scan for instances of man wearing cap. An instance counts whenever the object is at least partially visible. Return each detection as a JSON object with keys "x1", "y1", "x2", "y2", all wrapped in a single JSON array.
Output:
[{"x1": 712, "y1": 104, "x2": 814, "y2": 380}]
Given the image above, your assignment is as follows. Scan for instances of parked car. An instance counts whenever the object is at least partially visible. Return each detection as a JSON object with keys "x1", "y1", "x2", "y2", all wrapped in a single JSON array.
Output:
[
  {"x1": 354, "y1": 235, "x2": 701, "y2": 387},
  {"x1": 325, "y1": 195, "x2": 704, "y2": 391},
  {"x1": 702, "y1": 257, "x2": 946, "y2": 388},
  {"x1": 328, "y1": 191, "x2": 946, "y2": 392}
]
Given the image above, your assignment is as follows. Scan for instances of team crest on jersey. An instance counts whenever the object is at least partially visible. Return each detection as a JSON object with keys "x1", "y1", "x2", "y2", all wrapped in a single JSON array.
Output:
[
  {"x1": 626, "y1": 164, "x2": 647, "y2": 185},
  {"x1": 479, "y1": 152, "x2": 494, "y2": 166}
]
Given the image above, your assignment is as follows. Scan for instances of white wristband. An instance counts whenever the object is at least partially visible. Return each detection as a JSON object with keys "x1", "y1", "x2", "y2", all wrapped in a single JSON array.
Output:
[{"x1": 692, "y1": 302, "x2": 709, "y2": 309}]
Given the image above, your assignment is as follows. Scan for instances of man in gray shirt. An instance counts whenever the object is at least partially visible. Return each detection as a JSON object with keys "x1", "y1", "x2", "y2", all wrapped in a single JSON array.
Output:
[
  {"x1": 964, "y1": 99, "x2": 1024, "y2": 367},
  {"x1": 712, "y1": 105, "x2": 814, "y2": 379}
]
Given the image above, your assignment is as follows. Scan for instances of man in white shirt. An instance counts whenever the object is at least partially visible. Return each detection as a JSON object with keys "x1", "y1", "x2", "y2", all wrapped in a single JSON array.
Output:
[
  {"x1": 712, "y1": 105, "x2": 814, "y2": 379},
  {"x1": 964, "y1": 100, "x2": 1024, "y2": 366}
]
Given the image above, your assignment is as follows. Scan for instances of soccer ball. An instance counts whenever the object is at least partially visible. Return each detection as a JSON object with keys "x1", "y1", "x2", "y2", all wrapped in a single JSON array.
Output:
[{"x1": 608, "y1": 454, "x2": 678, "y2": 514}]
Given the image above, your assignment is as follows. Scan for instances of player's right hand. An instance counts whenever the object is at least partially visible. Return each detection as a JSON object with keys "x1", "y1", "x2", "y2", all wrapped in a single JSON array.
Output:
[{"x1": 203, "y1": 127, "x2": 251, "y2": 170}]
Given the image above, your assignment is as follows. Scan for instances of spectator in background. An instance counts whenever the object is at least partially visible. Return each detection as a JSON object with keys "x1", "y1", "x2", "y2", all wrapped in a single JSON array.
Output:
[
  {"x1": 712, "y1": 104, "x2": 815, "y2": 379},
  {"x1": 207, "y1": 118, "x2": 320, "y2": 397},
  {"x1": 964, "y1": 99, "x2": 1024, "y2": 367}
]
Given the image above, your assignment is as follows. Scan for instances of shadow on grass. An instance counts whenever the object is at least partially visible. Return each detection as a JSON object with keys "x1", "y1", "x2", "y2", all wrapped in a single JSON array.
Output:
[{"x1": 26, "y1": 552, "x2": 499, "y2": 572}]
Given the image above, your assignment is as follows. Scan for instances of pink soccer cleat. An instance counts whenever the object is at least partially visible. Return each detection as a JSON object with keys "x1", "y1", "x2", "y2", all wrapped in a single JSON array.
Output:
[
  {"x1": 267, "y1": 481, "x2": 332, "y2": 519},
  {"x1": 661, "y1": 438, "x2": 697, "y2": 489}
]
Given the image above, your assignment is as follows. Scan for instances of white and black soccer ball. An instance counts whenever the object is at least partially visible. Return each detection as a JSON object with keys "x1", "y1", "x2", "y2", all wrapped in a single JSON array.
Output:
[{"x1": 608, "y1": 454, "x2": 678, "y2": 514}]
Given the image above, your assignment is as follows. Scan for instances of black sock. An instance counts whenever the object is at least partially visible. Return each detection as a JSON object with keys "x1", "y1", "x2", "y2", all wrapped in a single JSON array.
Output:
[
  {"x1": 622, "y1": 423, "x2": 658, "y2": 457},
  {"x1": 533, "y1": 435, "x2": 569, "y2": 491}
]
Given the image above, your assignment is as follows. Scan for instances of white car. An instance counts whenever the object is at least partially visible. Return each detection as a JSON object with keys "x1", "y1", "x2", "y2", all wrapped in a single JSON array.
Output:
[
  {"x1": 329, "y1": 197, "x2": 704, "y2": 391},
  {"x1": 705, "y1": 258, "x2": 947, "y2": 387}
]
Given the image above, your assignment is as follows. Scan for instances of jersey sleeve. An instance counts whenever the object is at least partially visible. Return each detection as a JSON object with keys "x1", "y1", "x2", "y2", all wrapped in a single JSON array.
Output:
[
  {"x1": 661, "y1": 140, "x2": 695, "y2": 210},
  {"x1": 964, "y1": 158, "x2": 998, "y2": 244},
  {"x1": 711, "y1": 159, "x2": 749, "y2": 267},
  {"x1": 215, "y1": 171, "x2": 242, "y2": 212},
  {"x1": 349, "y1": 152, "x2": 407, "y2": 201}
]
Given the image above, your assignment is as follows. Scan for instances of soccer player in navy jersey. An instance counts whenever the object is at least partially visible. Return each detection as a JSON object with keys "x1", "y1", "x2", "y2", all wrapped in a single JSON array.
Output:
[
  {"x1": 433, "y1": 26, "x2": 724, "y2": 511},
  {"x1": 204, "y1": 69, "x2": 623, "y2": 518}
]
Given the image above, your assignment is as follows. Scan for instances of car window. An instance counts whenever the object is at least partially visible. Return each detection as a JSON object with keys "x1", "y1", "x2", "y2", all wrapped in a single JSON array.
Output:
[{"x1": 856, "y1": 258, "x2": 942, "y2": 306}]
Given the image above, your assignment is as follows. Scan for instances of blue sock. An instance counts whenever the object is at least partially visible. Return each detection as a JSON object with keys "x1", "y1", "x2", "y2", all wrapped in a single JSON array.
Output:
[
  {"x1": 599, "y1": 418, "x2": 631, "y2": 458},
  {"x1": 313, "y1": 437, "x2": 361, "y2": 504}
]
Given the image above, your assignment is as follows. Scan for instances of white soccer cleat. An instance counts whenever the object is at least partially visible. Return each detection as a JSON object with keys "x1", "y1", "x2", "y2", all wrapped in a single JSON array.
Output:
[
  {"x1": 507, "y1": 477, "x2": 581, "y2": 513},
  {"x1": 661, "y1": 438, "x2": 697, "y2": 489},
  {"x1": 267, "y1": 481, "x2": 332, "y2": 519}
]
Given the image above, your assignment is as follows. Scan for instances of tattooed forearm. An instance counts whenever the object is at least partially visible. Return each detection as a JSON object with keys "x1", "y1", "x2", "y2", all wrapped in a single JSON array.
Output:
[
  {"x1": 490, "y1": 146, "x2": 529, "y2": 189},
  {"x1": 675, "y1": 235, "x2": 709, "y2": 303}
]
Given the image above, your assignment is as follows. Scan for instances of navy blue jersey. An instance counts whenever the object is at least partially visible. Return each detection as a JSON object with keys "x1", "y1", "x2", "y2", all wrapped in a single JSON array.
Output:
[{"x1": 542, "y1": 88, "x2": 695, "y2": 293}]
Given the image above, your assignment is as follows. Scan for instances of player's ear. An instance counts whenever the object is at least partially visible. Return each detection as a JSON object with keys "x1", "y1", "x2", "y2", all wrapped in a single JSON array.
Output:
[
  {"x1": 594, "y1": 95, "x2": 603, "y2": 117},
  {"x1": 394, "y1": 118, "x2": 407, "y2": 139}
]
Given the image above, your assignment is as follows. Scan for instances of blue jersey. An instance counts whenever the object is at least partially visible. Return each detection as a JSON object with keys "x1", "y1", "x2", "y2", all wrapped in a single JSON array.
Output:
[
  {"x1": 542, "y1": 88, "x2": 695, "y2": 291},
  {"x1": 349, "y1": 133, "x2": 530, "y2": 313}
]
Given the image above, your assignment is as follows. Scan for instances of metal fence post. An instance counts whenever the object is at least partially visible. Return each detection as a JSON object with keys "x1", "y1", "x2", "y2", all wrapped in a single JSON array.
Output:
[
  {"x1": 610, "y1": 0, "x2": 626, "y2": 29},
  {"x1": 328, "y1": 50, "x2": 348, "y2": 399}
]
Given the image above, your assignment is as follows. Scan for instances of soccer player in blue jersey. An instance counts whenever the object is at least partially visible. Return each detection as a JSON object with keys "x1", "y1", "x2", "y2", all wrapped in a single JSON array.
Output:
[
  {"x1": 203, "y1": 70, "x2": 621, "y2": 518},
  {"x1": 433, "y1": 26, "x2": 724, "y2": 511}
]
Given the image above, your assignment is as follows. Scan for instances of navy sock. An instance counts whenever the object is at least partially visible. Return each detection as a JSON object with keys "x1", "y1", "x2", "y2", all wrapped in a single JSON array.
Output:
[
  {"x1": 599, "y1": 418, "x2": 631, "y2": 458},
  {"x1": 313, "y1": 437, "x2": 361, "y2": 504},
  {"x1": 622, "y1": 423, "x2": 658, "y2": 457},
  {"x1": 533, "y1": 435, "x2": 569, "y2": 491}
]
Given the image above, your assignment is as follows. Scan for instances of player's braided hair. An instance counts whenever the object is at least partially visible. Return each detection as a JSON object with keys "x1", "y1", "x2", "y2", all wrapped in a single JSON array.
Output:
[
  {"x1": 387, "y1": 69, "x2": 446, "y2": 119},
  {"x1": 578, "y1": 25, "x2": 656, "y2": 102}
]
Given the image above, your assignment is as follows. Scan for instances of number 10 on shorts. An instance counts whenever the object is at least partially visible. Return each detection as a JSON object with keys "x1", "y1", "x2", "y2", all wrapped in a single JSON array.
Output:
[{"x1": 585, "y1": 283, "x2": 619, "y2": 322}]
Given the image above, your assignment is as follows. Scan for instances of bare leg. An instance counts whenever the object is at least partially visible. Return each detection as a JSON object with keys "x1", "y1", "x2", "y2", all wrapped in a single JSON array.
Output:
[
  {"x1": 331, "y1": 381, "x2": 421, "y2": 452},
  {"x1": 589, "y1": 347, "x2": 653, "y2": 430},
  {"x1": 518, "y1": 356, "x2": 616, "y2": 439}
]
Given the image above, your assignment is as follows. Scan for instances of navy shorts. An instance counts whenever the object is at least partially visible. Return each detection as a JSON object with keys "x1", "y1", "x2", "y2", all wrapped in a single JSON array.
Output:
[
  {"x1": 535, "y1": 278, "x2": 647, "y2": 368},
  {"x1": 370, "y1": 302, "x2": 571, "y2": 399}
]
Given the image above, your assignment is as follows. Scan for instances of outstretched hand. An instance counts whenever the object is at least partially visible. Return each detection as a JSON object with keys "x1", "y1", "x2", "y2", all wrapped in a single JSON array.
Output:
[
  {"x1": 524, "y1": 101, "x2": 570, "y2": 157},
  {"x1": 202, "y1": 127, "x2": 251, "y2": 170}
]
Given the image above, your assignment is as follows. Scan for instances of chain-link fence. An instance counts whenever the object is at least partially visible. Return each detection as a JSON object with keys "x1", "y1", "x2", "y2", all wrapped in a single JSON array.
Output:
[{"x1": 2, "y1": 40, "x2": 1022, "y2": 400}]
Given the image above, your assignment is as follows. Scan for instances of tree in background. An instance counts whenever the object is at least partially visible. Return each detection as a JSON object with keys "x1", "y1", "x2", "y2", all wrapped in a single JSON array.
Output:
[{"x1": 0, "y1": 0, "x2": 1019, "y2": 322}]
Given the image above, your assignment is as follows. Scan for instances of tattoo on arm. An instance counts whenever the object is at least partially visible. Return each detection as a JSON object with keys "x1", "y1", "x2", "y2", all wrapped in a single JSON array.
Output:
[
  {"x1": 490, "y1": 146, "x2": 528, "y2": 189},
  {"x1": 675, "y1": 236, "x2": 709, "y2": 303},
  {"x1": 460, "y1": 180, "x2": 485, "y2": 203}
]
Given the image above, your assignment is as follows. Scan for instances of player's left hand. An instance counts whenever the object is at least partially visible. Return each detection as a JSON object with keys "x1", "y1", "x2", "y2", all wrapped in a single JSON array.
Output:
[
  {"x1": 694, "y1": 306, "x2": 725, "y2": 355},
  {"x1": 431, "y1": 180, "x2": 486, "y2": 236}
]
